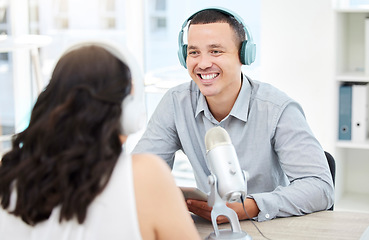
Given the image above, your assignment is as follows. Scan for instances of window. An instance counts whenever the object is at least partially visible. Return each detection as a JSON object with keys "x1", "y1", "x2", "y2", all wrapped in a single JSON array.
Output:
[
  {"x1": 0, "y1": 0, "x2": 13, "y2": 155},
  {"x1": 0, "y1": 0, "x2": 142, "y2": 157},
  {"x1": 54, "y1": 0, "x2": 69, "y2": 29},
  {"x1": 148, "y1": 0, "x2": 167, "y2": 34},
  {"x1": 100, "y1": 0, "x2": 116, "y2": 29}
]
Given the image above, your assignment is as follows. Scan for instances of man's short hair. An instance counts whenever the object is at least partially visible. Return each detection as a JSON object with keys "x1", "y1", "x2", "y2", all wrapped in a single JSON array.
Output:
[{"x1": 188, "y1": 9, "x2": 246, "y2": 45}]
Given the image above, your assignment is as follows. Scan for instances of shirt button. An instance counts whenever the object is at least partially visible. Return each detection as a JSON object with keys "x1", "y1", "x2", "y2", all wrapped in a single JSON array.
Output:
[{"x1": 265, "y1": 214, "x2": 270, "y2": 219}]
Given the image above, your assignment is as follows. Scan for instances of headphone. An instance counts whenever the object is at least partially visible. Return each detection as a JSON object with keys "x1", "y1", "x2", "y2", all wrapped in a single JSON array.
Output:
[
  {"x1": 177, "y1": 7, "x2": 256, "y2": 68},
  {"x1": 59, "y1": 40, "x2": 146, "y2": 136}
]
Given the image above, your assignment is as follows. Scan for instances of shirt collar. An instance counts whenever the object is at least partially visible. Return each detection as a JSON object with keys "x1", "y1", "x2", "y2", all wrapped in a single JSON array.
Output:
[
  {"x1": 229, "y1": 74, "x2": 252, "y2": 122},
  {"x1": 195, "y1": 88, "x2": 212, "y2": 119},
  {"x1": 195, "y1": 74, "x2": 252, "y2": 123}
]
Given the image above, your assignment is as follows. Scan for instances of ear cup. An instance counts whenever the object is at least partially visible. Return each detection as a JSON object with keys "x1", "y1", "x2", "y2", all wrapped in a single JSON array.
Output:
[
  {"x1": 246, "y1": 41, "x2": 256, "y2": 65},
  {"x1": 177, "y1": 28, "x2": 188, "y2": 68},
  {"x1": 240, "y1": 40, "x2": 256, "y2": 65},
  {"x1": 239, "y1": 41, "x2": 247, "y2": 65},
  {"x1": 121, "y1": 95, "x2": 146, "y2": 135},
  {"x1": 115, "y1": 43, "x2": 147, "y2": 136},
  {"x1": 178, "y1": 44, "x2": 188, "y2": 68}
]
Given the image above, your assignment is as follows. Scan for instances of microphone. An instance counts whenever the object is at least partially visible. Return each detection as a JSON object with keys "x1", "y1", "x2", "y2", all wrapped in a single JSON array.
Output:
[
  {"x1": 205, "y1": 126, "x2": 247, "y2": 203},
  {"x1": 204, "y1": 127, "x2": 251, "y2": 240}
]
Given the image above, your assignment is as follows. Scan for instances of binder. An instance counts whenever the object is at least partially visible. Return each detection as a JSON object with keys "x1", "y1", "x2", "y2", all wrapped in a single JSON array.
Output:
[
  {"x1": 351, "y1": 84, "x2": 369, "y2": 142},
  {"x1": 366, "y1": 18, "x2": 369, "y2": 76},
  {"x1": 338, "y1": 85, "x2": 352, "y2": 140}
]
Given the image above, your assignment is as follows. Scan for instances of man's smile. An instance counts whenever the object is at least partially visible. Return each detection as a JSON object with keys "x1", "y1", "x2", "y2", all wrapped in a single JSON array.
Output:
[{"x1": 199, "y1": 73, "x2": 219, "y2": 80}]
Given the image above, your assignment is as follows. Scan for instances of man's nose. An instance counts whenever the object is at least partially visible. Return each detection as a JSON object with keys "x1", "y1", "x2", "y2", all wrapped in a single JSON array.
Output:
[{"x1": 197, "y1": 54, "x2": 213, "y2": 69}]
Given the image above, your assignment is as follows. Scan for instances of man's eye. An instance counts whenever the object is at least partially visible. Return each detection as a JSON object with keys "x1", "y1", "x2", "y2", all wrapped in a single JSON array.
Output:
[{"x1": 188, "y1": 51, "x2": 198, "y2": 55}]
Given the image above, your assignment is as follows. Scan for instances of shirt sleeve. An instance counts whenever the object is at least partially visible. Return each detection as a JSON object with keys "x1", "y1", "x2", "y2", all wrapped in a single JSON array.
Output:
[
  {"x1": 249, "y1": 102, "x2": 335, "y2": 222},
  {"x1": 132, "y1": 91, "x2": 181, "y2": 169}
]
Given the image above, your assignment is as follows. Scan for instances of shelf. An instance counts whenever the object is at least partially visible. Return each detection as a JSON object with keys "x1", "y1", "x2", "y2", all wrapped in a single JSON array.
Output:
[
  {"x1": 336, "y1": 73, "x2": 369, "y2": 82},
  {"x1": 336, "y1": 141, "x2": 369, "y2": 149},
  {"x1": 334, "y1": 3, "x2": 369, "y2": 215},
  {"x1": 335, "y1": 192, "x2": 369, "y2": 213},
  {"x1": 0, "y1": 134, "x2": 12, "y2": 142},
  {"x1": 335, "y1": 8, "x2": 369, "y2": 13}
]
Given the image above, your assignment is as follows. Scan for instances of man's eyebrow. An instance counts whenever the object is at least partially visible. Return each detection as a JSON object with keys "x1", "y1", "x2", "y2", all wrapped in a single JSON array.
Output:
[
  {"x1": 187, "y1": 45, "x2": 198, "y2": 50},
  {"x1": 188, "y1": 44, "x2": 224, "y2": 49},
  {"x1": 208, "y1": 44, "x2": 223, "y2": 49}
]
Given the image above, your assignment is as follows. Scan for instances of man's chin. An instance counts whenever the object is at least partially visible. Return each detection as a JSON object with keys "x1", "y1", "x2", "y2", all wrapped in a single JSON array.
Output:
[{"x1": 199, "y1": 87, "x2": 218, "y2": 98}]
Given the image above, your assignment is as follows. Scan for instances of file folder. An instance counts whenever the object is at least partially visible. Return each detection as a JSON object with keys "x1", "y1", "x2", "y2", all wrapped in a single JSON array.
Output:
[
  {"x1": 351, "y1": 84, "x2": 369, "y2": 142},
  {"x1": 338, "y1": 85, "x2": 352, "y2": 140}
]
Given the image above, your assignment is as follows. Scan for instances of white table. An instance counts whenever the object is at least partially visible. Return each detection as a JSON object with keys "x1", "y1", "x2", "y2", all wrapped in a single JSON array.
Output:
[{"x1": 194, "y1": 210, "x2": 369, "y2": 240}]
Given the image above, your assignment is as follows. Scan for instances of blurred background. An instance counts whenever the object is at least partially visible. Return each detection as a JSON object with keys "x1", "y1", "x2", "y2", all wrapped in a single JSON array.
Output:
[{"x1": 1, "y1": 0, "x2": 369, "y2": 213}]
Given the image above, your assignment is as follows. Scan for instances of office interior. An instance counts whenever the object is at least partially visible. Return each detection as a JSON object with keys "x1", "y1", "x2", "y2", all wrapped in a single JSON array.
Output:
[{"x1": 0, "y1": 0, "x2": 368, "y2": 216}]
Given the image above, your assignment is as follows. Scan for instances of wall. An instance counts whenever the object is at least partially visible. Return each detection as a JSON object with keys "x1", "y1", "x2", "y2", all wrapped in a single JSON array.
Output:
[{"x1": 260, "y1": 0, "x2": 336, "y2": 153}]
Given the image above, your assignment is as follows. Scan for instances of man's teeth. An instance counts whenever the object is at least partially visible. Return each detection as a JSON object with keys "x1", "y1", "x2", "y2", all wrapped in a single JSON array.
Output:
[{"x1": 201, "y1": 74, "x2": 218, "y2": 80}]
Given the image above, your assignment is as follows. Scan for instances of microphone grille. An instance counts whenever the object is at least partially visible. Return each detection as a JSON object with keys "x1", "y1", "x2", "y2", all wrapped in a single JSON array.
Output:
[{"x1": 205, "y1": 126, "x2": 232, "y2": 152}]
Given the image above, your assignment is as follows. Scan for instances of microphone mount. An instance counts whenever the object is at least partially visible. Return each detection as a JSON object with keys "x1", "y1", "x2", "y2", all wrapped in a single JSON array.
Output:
[{"x1": 206, "y1": 173, "x2": 252, "y2": 240}]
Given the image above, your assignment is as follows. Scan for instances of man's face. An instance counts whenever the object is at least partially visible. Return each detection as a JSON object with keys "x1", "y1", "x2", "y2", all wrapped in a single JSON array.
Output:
[{"x1": 186, "y1": 22, "x2": 242, "y2": 99}]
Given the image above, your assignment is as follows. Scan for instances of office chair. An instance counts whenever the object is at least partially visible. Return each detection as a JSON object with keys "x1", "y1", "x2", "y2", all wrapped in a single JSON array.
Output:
[{"x1": 324, "y1": 151, "x2": 336, "y2": 211}]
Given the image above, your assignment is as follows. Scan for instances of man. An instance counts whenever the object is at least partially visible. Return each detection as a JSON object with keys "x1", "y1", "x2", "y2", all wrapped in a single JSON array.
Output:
[{"x1": 133, "y1": 7, "x2": 334, "y2": 222}]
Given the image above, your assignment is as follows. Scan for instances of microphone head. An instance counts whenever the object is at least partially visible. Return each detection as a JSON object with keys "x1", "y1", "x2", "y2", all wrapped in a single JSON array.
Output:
[
  {"x1": 205, "y1": 126, "x2": 232, "y2": 152},
  {"x1": 205, "y1": 126, "x2": 247, "y2": 202}
]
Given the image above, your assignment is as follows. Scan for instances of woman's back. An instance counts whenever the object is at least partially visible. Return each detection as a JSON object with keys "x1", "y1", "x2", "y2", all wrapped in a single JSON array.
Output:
[
  {"x1": 0, "y1": 153, "x2": 142, "y2": 240},
  {"x1": 0, "y1": 41, "x2": 201, "y2": 240}
]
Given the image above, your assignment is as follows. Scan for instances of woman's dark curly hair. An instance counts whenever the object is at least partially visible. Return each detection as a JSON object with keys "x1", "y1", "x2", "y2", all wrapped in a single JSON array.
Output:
[{"x1": 0, "y1": 44, "x2": 132, "y2": 225}]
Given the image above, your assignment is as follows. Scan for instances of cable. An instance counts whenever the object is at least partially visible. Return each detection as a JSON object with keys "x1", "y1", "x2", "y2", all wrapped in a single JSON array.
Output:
[{"x1": 240, "y1": 195, "x2": 273, "y2": 240}]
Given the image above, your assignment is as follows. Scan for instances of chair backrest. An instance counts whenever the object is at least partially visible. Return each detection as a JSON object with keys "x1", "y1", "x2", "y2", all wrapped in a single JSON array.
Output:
[{"x1": 324, "y1": 151, "x2": 336, "y2": 211}]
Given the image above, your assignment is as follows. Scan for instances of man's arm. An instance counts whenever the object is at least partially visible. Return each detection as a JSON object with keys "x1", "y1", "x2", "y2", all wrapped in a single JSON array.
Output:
[
  {"x1": 132, "y1": 91, "x2": 181, "y2": 168},
  {"x1": 250, "y1": 102, "x2": 335, "y2": 221},
  {"x1": 186, "y1": 198, "x2": 259, "y2": 223}
]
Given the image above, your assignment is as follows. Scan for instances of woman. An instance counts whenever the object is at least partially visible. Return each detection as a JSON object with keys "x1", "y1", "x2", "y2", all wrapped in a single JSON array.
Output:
[{"x1": 0, "y1": 41, "x2": 201, "y2": 240}]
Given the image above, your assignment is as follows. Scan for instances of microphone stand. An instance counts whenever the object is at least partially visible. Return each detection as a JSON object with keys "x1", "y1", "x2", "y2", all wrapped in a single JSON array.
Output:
[{"x1": 206, "y1": 174, "x2": 252, "y2": 240}]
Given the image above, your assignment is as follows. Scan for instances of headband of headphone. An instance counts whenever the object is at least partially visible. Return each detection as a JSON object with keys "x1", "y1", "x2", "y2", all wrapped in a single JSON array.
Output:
[
  {"x1": 59, "y1": 39, "x2": 146, "y2": 136},
  {"x1": 177, "y1": 6, "x2": 256, "y2": 68}
]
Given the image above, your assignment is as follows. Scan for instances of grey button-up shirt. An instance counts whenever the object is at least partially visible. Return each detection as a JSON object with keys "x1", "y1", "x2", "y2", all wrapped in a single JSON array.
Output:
[{"x1": 133, "y1": 75, "x2": 334, "y2": 221}]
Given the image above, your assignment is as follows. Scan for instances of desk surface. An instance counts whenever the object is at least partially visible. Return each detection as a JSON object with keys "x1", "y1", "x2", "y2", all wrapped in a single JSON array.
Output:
[{"x1": 194, "y1": 211, "x2": 369, "y2": 240}]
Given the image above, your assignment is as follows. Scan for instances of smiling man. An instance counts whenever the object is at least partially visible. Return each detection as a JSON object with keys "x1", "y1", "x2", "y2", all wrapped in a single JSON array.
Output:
[
  {"x1": 133, "y1": 8, "x2": 334, "y2": 222},
  {"x1": 187, "y1": 22, "x2": 242, "y2": 122}
]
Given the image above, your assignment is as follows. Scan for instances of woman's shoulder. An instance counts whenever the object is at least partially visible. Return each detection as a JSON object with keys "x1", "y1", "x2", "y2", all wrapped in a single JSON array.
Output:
[{"x1": 131, "y1": 153, "x2": 172, "y2": 182}]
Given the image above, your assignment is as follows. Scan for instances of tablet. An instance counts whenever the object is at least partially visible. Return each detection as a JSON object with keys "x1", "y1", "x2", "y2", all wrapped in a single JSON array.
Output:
[{"x1": 180, "y1": 187, "x2": 208, "y2": 201}]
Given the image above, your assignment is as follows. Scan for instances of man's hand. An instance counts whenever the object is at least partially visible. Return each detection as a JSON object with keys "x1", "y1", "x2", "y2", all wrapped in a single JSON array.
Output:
[{"x1": 186, "y1": 198, "x2": 259, "y2": 224}]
